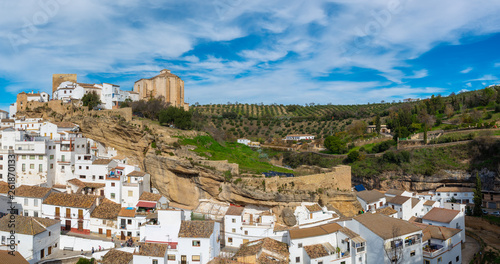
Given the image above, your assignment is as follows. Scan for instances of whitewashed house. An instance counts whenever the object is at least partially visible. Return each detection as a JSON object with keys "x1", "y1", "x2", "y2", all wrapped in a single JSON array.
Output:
[
  {"x1": 433, "y1": 187, "x2": 473, "y2": 206},
  {"x1": 0, "y1": 215, "x2": 60, "y2": 264},
  {"x1": 89, "y1": 198, "x2": 121, "y2": 238},
  {"x1": 15, "y1": 137, "x2": 57, "y2": 187},
  {"x1": 0, "y1": 110, "x2": 8, "y2": 120},
  {"x1": 422, "y1": 200, "x2": 439, "y2": 214},
  {"x1": 42, "y1": 192, "x2": 99, "y2": 234},
  {"x1": 173, "y1": 221, "x2": 221, "y2": 264},
  {"x1": 133, "y1": 242, "x2": 168, "y2": 264},
  {"x1": 294, "y1": 203, "x2": 339, "y2": 228},
  {"x1": 0, "y1": 119, "x2": 13, "y2": 128},
  {"x1": 140, "y1": 209, "x2": 188, "y2": 244},
  {"x1": 384, "y1": 189, "x2": 413, "y2": 198},
  {"x1": 387, "y1": 196, "x2": 412, "y2": 220},
  {"x1": 237, "y1": 139, "x2": 251, "y2": 146},
  {"x1": 285, "y1": 134, "x2": 315, "y2": 141},
  {"x1": 344, "y1": 213, "x2": 423, "y2": 264},
  {"x1": 421, "y1": 207, "x2": 465, "y2": 243},
  {"x1": 14, "y1": 185, "x2": 52, "y2": 217},
  {"x1": 356, "y1": 190, "x2": 386, "y2": 212},
  {"x1": 413, "y1": 223, "x2": 462, "y2": 264}
]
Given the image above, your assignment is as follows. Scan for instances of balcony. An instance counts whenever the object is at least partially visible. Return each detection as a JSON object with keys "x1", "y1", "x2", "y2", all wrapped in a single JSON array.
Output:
[
  {"x1": 423, "y1": 244, "x2": 449, "y2": 258},
  {"x1": 57, "y1": 159, "x2": 71, "y2": 164}
]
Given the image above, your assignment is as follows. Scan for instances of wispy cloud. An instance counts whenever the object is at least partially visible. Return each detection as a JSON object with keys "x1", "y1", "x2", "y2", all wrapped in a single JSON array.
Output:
[{"x1": 460, "y1": 67, "x2": 473, "y2": 74}]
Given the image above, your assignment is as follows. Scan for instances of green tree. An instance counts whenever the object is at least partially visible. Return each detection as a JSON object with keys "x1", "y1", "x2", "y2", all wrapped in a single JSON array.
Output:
[
  {"x1": 375, "y1": 115, "x2": 381, "y2": 134},
  {"x1": 347, "y1": 150, "x2": 360, "y2": 163},
  {"x1": 473, "y1": 173, "x2": 483, "y2": 216},
  {"x1": 324, "y1": 135, "x2": 346, "y2": 154},
  {"x1": 81, "y1": 91, "x2": 101, "y2": 110}
]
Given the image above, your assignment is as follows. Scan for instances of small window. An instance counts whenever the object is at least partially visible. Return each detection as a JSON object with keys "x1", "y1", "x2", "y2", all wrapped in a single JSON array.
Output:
[
  {"x1": 232, "y1": 228, "x2": 235, "y2": 233},
  {"x1": 232, "y1": 218, "x2": 236, "y2": 223},
  {"x1": 193, "y1": 240, "x2": 200, "y2": 247},
  {"x1": 298, "y1": 243, "x2": 303, "y2": 248},
  {"x1": 456, "y1": 256, "x2": 459, "y2": 262},
  {"x1": 152, "y1": 259, "x2": 158, "y2": 264},
  {"x1": 30, "y1": 155, "x2": 35, "y2": 160},
  {"x1": 50, "y1": 155, "x2": 54, "y2": 160},
  {"x1": 127, "y1": 219, "x2": 132, "y2": 224},
  {"x1": 49, "y1": 232, "x2": 51, "y2": 236},
  {"x1": 228, "y1": 237, "x2": 233, "y2": 243},
  {"x1": 34, "y1": 199, "x2": 38, "y2": 206},
  {"x1": 410, "y1": 250, "x2": 415, "y2": 256},
  {"x1": 438, "y1": 257, "x2": 442, "y2": 263},
  {"x1": 168, "y1": 255, "x2": 175, "y2": 260},
  {"x1": 24, "y1": 198, "x2": 28, "y2": 206},
  {"x1": 111, "y1": 183, "x2": 115, "y2": 187},
  {"x1": 34, "y1": 211, "x2": 38, "y2": 217},
  {"x1": 30, "y1": 164, "x2": 34, "y2": 169},
  {"x1": 192, "y1": 255, "x2": 200, "y2": 262},
  {"x1": 111, "y1": 193, "x2": 115, "y2": 199},
  {"x1": 296, "y1": 257, "x2": 300, "y2": 263},
  {"x1": 39, "y1": 155, "x2": 43, "y2": 160},
  {"x1": 425, "y1": 260, "x2": 430, "y2": 264},
  {"x1": 99, "y1": 176, "x2": 104, "y2": 180},
  {"x1": 128, "y1": 191, "x2": 133, "y2": 197},
  {"x1": 50, "y1": 164, "x2": 53, "y2": 169}
]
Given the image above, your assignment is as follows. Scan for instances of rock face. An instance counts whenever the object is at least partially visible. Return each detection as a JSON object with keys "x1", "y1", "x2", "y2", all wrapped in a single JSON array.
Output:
[{"x1": 281, "y1": 208, "x2": 297, "y2": 226}]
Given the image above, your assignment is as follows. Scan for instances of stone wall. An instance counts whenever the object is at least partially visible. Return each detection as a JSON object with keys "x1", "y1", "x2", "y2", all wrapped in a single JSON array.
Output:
[
  {"x1": 196, "y1": 160, "x2": 239, "y2": 175},
  {"x1": 264, "y1": 165, "x2": 351, "y2": 192}
]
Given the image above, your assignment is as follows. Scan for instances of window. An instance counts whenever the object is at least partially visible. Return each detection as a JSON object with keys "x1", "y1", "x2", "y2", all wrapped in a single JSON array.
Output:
[
  {"x1": 400, "y1": 208, "x2": 402, "y2": 212},
  {"x1": 34, "y1": 199, "x2": 38, "y2": 206},
  {"x1": 192, "y1": 255, "x2": 200, "y2": 262},
  {"x1": 0, "y1": 165, "x2": 2, "y2": 170},
  {"x1": 318, "y1": 262, "x2": 323, "y2": 264},
  {"x1": 0, "y1": 174, "x2": 2, "y2": 179},
  {"x1": 39, "y1": 155, "x2": 43, "y2": 160},
  {"x1": 30, "y1": 155, "x2": 35, "y2": 160},
  {"x1": 79, "y1": 175, "x2": 86, "y2": 179},
  {"x1": 193, "y1": 240, "x2": 200, "y2": 247},
  {"x1": 86, "y1": 166, "x2": 89, "y2": 170},
  {"x1": 24, "y1": 198, "x2": 28, "y2": 206},
  {"x1": 228, "y1": 237, "x2": 233, "y2": 243},
  {"x1": 244, "y1": 230, "x2": 248, "y2": 235},
  {"x1": 232, "y1": 219, "x2": 236, "y2": 223},
  {"x1": 152, "y1": 260, "x2": 158, "y2": 264},
  {"x1": 50, "y1": 155, "x2": 54, "y2": 160},
  {"x1": 22, "y1": 155, "x2": 26, "y2": 159},
  {"x1": 39, "y1": 164, "x2": 43, "y2": 172},
  {"x1": 127, "y1": 219, "x2": 132, "y2": 225},
  {"x1": 168, "y1": 255, "x2": 175, "y2": 260},
  {"x1": 298, "y1": 243, "x2": 303, "y2": 248},
  {"x1": 50, "y1": 164, "x2": 53, "y2": 169},
  {"x1": 111, "y1": 193, "x2": 115, "y2": 199},
  {"x1": 103, "y1": 220, "x2": 106, "y2": 224},
  {"x1": 49, "y1": 231, "x2": 51, "y2": 236},
  {"x1": 456, "y1": 256, "x2": 459, "y2": 262},
  {"x1": 232, "y1": 228, "x2": 235, "y2": 233},
  {"x1": 30, "y1": 164, "x2": 34, "y2": 169},
  {"x1": 92, "y1": 175, "x2": 96, "y2": 180},
  {"x1": 296, "y1": 257, "x2": 300, "y2": 263},
  {"x1": 438, "y1": 257, "x2": 442, "y2": 263},
  {"x1": 128, "y1": 191, "x2": 133, "y2": 197},
  {"x1": 111, "y1": 183, "x2": 115, "y2": 187},
  {"x1": 410, "y1": 250, "x2": 415, "y2": 256},
  {"x1": 424, "y1": 260, "x2": 430, "y2": 264},
  {"x1": 99, "y1": 176, "x2": 104, "y2": 180},
  {"x1": 22, "y1": 164, "x2": 26, "y2": 172},
  {"x1": 24, "y1": 212, "x2": 28, "y2": 216}
]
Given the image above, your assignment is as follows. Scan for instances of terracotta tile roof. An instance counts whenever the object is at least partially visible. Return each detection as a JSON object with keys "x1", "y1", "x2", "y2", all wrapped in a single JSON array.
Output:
[
  {"x1": 411, "y1": 198, "x2": 421, "y2": 208},
  {"x1": 385, "y1": 189, "x2": 404, "y2": 196},
  {"x1": 134, "y1": 242, "x2": 168, "y2": 257},
  {"x1": 127, "y1": 170, "x2": 148, "y2": 177},
  {"x1": 15, "y1": 185, "x2": 51, "y2": 198},
  {"x1": 226, "y1": 206, "x2": 244, "y2": 216},
  {"x1": 387, "y1": 195, "x2": 411, "y2": 205},
  {"x1": 354, "y1": 213, "x2": 421, "y2": 240},
  {"x1": 52, "y1": 184, "x2": 66, "y2": 189},
  {"x1": 101, "y1": 249, "x2": 133, "y2": 264},
  {"x1": 92, "y1": 159, "x2": 113, "y2": 165},
  {"x1": 375, "y1": 207, "x2": 398, "y2": 216},
  {"x1": 234, "y1": 237, "x2": 289, "y2": 261},
  {"x1": 0, "y1": 119, "x2": 14, "y2": 122},
  {"x1": 52, "y1": 122, "x2": 76, "y2": 128},
  {"x1": 0, "y1": 250, "x2": 29, "y2": 264},
  {"x1": 118, "y1": 207, "x2": 136, "y2": 218},
  {"x1": 412, "y1": 223, "x2": 461, "y2": 241},
  {"x1": 289, "y1": 222, "x2": 342, "y2": 239},
  {"x1": 178, "y1": 220, "x2": 215, "y2": 238},
  {"x1": 207, "y1": 257, "x2": 239, "y2": 264},
  {"x1": 303, "y1": 243, "x2": 330, "y2": 259},
  {"x1": 424, "y1": 200, "x2": 437, "y2": 206},
  {"x1": 273, "y1": 223, "x2": 299, "y2": 232},
  {"x1": 43, "y1": 193, "x2": 98, "y2": 208},
  {"x1": 91, "y1": 199, "x2": 121, "y2": 219},
  {"x1": 68, "y1": 178, "x2": 105, "y2": 189},
  {"x1": 408, "y1": 216, "x2": 423, "y2": 223},
  {"x1": 0, "y1": 214, "x2": 59, "y2": 235},
  {"x1": 305, "y1": 204, "x2": 322, "y2": 212},
  {"x1": 422, "y1": 208, "x2": 460, "y2": 223},
  {"x1": 139, "y1": 192, "x2": 162, "y2": 202},
  {"x1": 339, "y1": 227, "x2": 360, "y2": 238},
  {"x1": 436, "y1": 187, "x2": 473, "y2": 193},
  {"x1": 0, "y1": 182, "x2": 10, "y2": 194},
  {"x1": 356, "y1": 190, "x2": 385, "y2": 204},
  {"x1": 258, "y1": 251, "x2": 289, "y2": 264}
]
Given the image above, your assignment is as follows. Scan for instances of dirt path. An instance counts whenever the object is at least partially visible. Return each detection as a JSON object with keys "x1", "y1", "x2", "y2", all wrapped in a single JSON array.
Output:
[{"x1": 462, "y1": 235, "x2": 480, "y2": 263}]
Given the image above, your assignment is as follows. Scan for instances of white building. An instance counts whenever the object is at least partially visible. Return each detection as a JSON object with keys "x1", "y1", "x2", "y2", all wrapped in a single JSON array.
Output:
[
  {"x1": 42, "y1": 192, "x2": 99, "y2": 234},
  {"x1": 237, "y1": 139, "x2": 251, "y2": 146},
  {"x1": 0, "y1": 119, "x2": 14, "y2": 128},
  {"x1": 133, "y1": 242, "x2": 168, "y2": 264},
  {"x1": 140, "y1": 208, "x2": 187, "y2": 244},
  {"x1": 173, "y1": 221, "x2": 220, "y2": 264},
  {"x1": 285, "y1": 134, "x2": 315, "y2": 141},
  {"x1": 384, "y1": 189, "x2": 413, "y2": 198},
  {"x1": 344, "y1": 213, "x2": 423, "y2": 264},
  {"x1": 15, "y1": 137, "x2": 57, "y2": 187},
  {"x1": 356, "y1": 190, "x2": 386, "y2": 212},
  {"x1": 288, "y1": 222, "x2": 366, "y2": 264},
  {"x1": 0, "y1": 215, "x2": 60, "y2": 264},
  {"x1": 14, "y1": 118, "x2": 43, "y2": 131},
  {"x1": 413, "y1": 223, "x2": 462, "y2": 264},
  {"x1": 421, "y1": 207, "x2": 465, "y2": 243},
  {"x1": 433, "y1": 187, "x2": 474, "y2": 206},
  {"x1": 89, "y1": 198, "x2": 121, "y2": 238},
  {"x1": 294, "y1": 203, "x2": 339, "y2": 227},
  {"x1": 232, "y1": 237, "x2": 289, "y2": 263},
  {"x1": 14, "y1": 185, "x2": 52, "y2": 217},
  {"x1": 422, "y1": 200, "x2": 439, "y2": 214},
  {"x1": 0, "y1": 110, "x2": 8, "y2": 120}
]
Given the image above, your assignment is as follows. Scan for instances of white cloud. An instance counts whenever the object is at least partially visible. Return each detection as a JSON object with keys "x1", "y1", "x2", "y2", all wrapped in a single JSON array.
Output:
[
  {"x1": 460, "y1": 67, "x2": 473, "y2": 74},
  {"x1": 468, "y1": 74, "x2": 498, "y2": 82}
]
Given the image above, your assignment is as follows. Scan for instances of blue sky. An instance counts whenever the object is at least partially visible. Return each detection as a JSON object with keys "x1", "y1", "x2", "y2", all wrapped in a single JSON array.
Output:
[{"x1": 1, "y1": 0, "x2": 500, "y2": 111}]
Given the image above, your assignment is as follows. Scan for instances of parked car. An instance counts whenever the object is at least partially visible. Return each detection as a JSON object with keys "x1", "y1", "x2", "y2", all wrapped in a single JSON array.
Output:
[
  {"x1": 482, "y1": 209, "x2": 489, "y2": 215},
  {"x1": 492, "y1": 211, "x2": 500, "y2": 216}
]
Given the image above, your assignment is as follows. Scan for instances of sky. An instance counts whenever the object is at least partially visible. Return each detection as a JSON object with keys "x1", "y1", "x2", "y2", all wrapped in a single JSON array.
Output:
[{"x1": 1, "y1": 0, "x2": 500, "y2": 111}]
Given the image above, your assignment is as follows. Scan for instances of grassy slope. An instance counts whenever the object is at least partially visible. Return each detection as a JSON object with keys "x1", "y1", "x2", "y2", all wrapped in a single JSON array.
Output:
[{"x1": 179, "y1": 135, "x2": 293, "y2": 174}]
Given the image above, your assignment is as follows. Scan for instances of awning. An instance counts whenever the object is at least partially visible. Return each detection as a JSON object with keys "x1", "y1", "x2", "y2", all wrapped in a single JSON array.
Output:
[{"x1": 136, "y1": 201, "x2": 157, "y2": 208}]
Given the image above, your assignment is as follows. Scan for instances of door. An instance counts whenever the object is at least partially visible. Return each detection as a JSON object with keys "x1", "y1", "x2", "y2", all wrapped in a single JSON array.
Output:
[
  {"x1": 106, "y1": 229, "x2": 111, "y2": 237},
  {"x1": 121, "y1": 231, "x2": 125, "y2": 240},
  {"x1": 78, "y1": 209, "x2": 83, "y2": 220},
  {"x1": 78, "y1": 220, "x2": 83, "y2": 231},
  {"x1": 40, "y1": 249, "x2": 44, "y2": 259},
  {"x1": 66, "y1": 208, "x2": 71, "y2": 218},
  {"x1": 55, "y1": 207, "x2": 60, "y2": 217},
  {"x1": 48, "y1": 246, "x2": 52, "y2": 255},
  {"x1": 99, "y1": 228, "x2": 103, "y2": 234},
  {"x1": 65, "y1": 220, "x2": 71, "y2": 230},
  {"x1": 181, "y1": 255, "x2": 187, "y2": 264}
]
